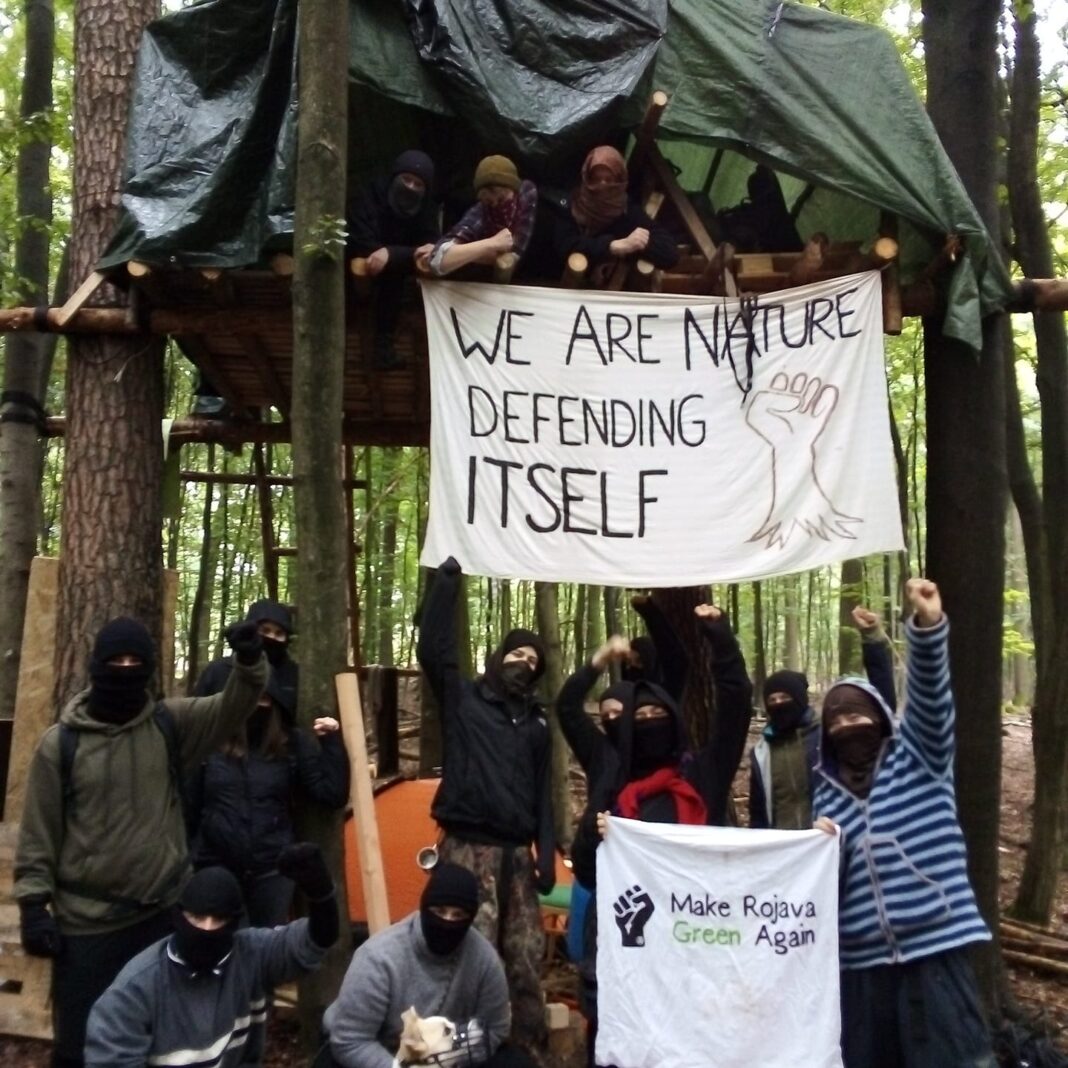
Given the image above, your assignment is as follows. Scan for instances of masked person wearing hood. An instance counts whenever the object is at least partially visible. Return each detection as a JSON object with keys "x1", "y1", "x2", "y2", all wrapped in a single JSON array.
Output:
[
  {"x1": 85, "y1": 843, "x2": 338, "y2": 1068},
  {"x1": 750, "y1": 606, "x2": 896, "y2": 831},
  {"x1": 347, "y1": 150, "x2": 440, "y2": 369},
  {"x1": 322, "y1": 863, "x2": 535, "y2": 1068},
  {"x1": 534, "y1": 145, "x2": 678, "y2": 285},
  {"x1": 190, "y1": 599, "x2": 349, "y2": 928},
  {"x1": 417, "y1": 557, "x2": 554, "y2": 1061},
  {"x1": 15, "y1": 617, "x2": 268, "y2": 1068},
  {"x1": 562, "y1": 605, "x2": 752, "y2": 1067},
  {"x1": 814, "y1": 580, "x2": 995, "y2": 1068}
]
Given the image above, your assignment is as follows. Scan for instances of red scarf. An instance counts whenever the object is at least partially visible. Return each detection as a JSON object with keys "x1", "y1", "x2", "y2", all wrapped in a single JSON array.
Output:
[{"x1": 616, "y1": 766, "x2": 708, "y2": 825}]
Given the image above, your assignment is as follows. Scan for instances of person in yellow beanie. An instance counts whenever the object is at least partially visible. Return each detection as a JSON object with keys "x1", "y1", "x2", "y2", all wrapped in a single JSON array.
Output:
[{"x1": 426, "y1": 154, "x2": 538, "y2": 277}]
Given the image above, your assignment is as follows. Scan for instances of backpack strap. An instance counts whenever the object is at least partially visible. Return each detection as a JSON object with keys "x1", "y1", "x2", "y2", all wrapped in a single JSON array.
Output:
[
  {"x1": 152, "y1": 702, "x2": 182, "y2": 791},
  {"x1": 59, "y1": 723, "x2": 79, "y2": 819}
]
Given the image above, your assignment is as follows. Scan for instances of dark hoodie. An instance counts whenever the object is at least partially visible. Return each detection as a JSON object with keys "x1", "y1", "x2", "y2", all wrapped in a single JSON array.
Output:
[
  {"x1": 417, "y1": 563, "x2": 555, "y2": 887},
  {"x1": 621, "y1": 598, "x2": 688, "y2": 704},
  {"x1": 566, "y1": 615, "x2": 752, "y2": 890}
]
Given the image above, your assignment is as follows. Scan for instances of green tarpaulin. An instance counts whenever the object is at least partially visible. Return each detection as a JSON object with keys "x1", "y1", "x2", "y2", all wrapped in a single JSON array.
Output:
[{"x1": 101, "y1": 0, "x2": 1012, "y2": 351}]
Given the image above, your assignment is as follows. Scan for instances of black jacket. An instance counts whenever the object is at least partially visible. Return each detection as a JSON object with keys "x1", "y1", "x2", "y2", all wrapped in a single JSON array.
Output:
[
  {"x1": 186, "y1": 729, "x2": 349, "y2": 877},
  {"x1": 529, "y1": 187, "x2": 679, "y2": 279},
  {"x1": 347, "y1": 175, "x2": 440, "y2": 271},
  {"x1": 566, "y1": 615, "x2": 752, "y2": 889},
  {"x1": 625, "y1": 597, "x2": 688, "y2": 704},
  {"x1": 417, "y1": 567, "x2": 555, "y2": 884}
]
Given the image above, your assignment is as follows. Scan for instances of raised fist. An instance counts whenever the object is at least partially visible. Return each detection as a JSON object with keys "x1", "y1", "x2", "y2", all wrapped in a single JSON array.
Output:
[
  {"x1": 906, "y1": 578, "x2": 942, "y2": 628},
  {"x1": 613, "y1": 885, "x2": 655, "y2": 948}
]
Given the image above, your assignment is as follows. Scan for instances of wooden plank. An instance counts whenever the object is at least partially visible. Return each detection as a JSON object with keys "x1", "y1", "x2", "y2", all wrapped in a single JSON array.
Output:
[
  {"x1": 4, "y1": 559, "x2": 57, "y2": 823},
  {"x1": 54, "y1": 270, "x2": 106, "y2": 328},
  {"x1": 336, "y1": 671, "x2": 390, "y2": 934},
  {"x1": 645, "y1": 144, "x2": 718, "y2": 262},
  {"x1": 0, "y1": 942, "x2": 52, "y2": 1040},
  {"x1": 237, "y1": 335, "x2": 290, "y2": 416}
]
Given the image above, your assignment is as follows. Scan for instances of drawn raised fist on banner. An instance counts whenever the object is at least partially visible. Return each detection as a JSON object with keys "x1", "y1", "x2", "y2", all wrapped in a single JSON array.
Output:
[
  {"x1": 745, "y1": 371, "x2": 861, "y2": 549},
  {"x1": 613, "y1": 885, "x2": 655, "y2": 947}
]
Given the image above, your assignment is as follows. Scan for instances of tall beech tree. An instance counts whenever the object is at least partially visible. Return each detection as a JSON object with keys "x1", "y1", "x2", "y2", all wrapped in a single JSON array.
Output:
[{"x1": 921, "y1": 0, "x2": 1009, "y2": 1011}]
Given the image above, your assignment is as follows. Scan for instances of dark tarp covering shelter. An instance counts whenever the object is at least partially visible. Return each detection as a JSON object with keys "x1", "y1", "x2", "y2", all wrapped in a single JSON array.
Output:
[{"x1": 101, "y1": 0, "x2": 1012, "y2": 350}]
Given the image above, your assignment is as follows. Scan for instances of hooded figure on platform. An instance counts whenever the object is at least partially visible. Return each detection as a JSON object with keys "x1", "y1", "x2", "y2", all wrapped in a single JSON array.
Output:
[
  {"x1": 417, "y1": 557, "x2": 554, "y2": 1061},
  {"x1": 15, "y1": 617, "x2": 267, "y2": 1068}
]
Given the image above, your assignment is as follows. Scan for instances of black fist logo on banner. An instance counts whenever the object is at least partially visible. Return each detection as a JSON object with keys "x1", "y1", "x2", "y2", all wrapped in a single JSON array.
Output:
[{"x1": 613, "y1": 885, "x2": 655, "y2": 947}]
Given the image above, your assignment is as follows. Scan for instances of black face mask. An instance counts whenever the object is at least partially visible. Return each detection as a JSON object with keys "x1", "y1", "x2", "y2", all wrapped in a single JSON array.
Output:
[
  {"x1": 262, "y1": 636, "x2": 288, "y2": 667},
  {"x1": 832, "y1": 724, "x2": 882, "y2": 770},
  {"x1": 631, "y1": 718, "x2": 675, "y2": 776},
  {"x1": 420, "y1": 909, "x2": 472, "y2": 957},
  {"x1": 388, "y1": 175, "x2": 425, "y2": 217},
  {"x1": 171, "y1": 912, "x2": 238, "y2": 972},
  {"x1": 499, "y1": 661, "x2": 535, "y2": 697},
  {"x1": 88, "y1": 665, "x2": 151, "y2": 724},
  {"x1": 767, "y1": 700, "x2": 804, "y2": 734},
  {"x1": 603, "y1": 717, "x2": 622, "y2": 747}
]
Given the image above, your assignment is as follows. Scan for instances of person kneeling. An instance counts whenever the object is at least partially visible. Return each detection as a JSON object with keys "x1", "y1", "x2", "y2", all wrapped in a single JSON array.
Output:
[
  {"x1": 323, "y1": 863, "x2": 535, "y2": 1068},
  {"x1": 85, "y1": 843, "x2": 339, "y2": 1068}
]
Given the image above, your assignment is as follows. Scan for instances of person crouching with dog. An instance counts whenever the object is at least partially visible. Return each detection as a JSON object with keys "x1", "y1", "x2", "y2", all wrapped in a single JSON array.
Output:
[{"x1": 322, "y1": 863, "x2": 535, "y2": 1068}]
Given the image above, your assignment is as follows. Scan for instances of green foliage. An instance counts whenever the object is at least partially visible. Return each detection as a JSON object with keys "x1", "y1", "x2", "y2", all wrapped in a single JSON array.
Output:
[{"x1": 300, "y1": 213, "x2": 348, "y2": 262}]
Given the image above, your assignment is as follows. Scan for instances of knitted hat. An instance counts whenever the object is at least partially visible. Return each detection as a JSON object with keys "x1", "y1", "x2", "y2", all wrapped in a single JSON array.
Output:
[
  {"x1": 473, "y1": 155, "x2": 520, "y2": 193},
  {"x1": 391, "y1": 149, "x2": 435, "y2": 188},
  {"x1": 421, "y1": 863, "x2": 479, "y2": 916},
  {"x1": 179, "y1": 866, "x2": 244, "y2": 919},
  {"x1": 500, "y1": 627, "x2": 546, "y2": 682},
  {"x1": 762, "y1": 669, "x2": 809, "y2": 709},
  {"x1": 90, "y1": 618, "x2": 156, "y2": 674}
]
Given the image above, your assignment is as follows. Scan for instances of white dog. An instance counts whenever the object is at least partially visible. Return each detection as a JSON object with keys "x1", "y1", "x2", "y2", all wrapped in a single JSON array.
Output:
[{"x1": 392, "y1": 1006, "x2": 486, "y2": 1068}]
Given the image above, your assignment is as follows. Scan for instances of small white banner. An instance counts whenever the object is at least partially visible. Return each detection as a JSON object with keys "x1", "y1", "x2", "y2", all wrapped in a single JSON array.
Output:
[
  {"x1": 596, "y1": 818, "x2": 843, "y2": 1068},
  {"x1": 420, "y1": 272, "x2": 903, "y2": 586}
]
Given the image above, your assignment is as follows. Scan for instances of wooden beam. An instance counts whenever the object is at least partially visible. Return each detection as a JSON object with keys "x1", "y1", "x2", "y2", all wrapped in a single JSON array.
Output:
[
  {"x1": 46, "y1": 416, "x2": 430, "y2": 447},
  {"x1": 788, "y1": 233, "x2": 829, "y2": 287},
  {"x1": 180, "y1": 469, "x2": 366, "y2": 489},
  {"x1": 54, "y1": 270, "x2": 107, "y2": 328},
  {"x1": 646, "y1": 144, "x2": 718, "y2": 262},
  {"x1": 630, "y1": 89, "x2": 669, "y2": 175},
  {"x1": 237, "y1": 334, "x2": 290, "y2": 416},
  {"x1": 349, "y1": 256, "x2": 372, "y2": 297},
  {"x1": 493, "y1": 252, "x2": 518, "y2": 284},
  {"x1": 698, "y1": 241, "x2": 737, "y2": 297},
  {"x1": 336, "y1": 670, "x2": 391, "y2": 933},
  {"x1": 270, "y1": 253, "x2": 295, "y2": 277},
  {"x1": 127, "y1": 260, "x2": 152, "y2": 279},
  {"x1": 878, "y1": 213, "x2": 903, "y2": 335}
]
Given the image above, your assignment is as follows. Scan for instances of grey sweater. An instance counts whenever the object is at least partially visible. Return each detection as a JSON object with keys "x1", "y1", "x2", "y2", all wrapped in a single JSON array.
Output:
[
  {"x1": 85, "y1": 919, "x2": 324, "y2": 1067},
  {"x1": 324, "y1": 913, "x2": 511, "y2": 1068}
]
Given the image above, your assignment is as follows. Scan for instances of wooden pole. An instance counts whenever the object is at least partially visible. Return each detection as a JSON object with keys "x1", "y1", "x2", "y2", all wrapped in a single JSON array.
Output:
[
  {"x1": 335, "y1": 671, "x2": 390, "y2": 933},
  {"x1": 561, "y1": 252, "x2": 588, "y2": 287},
  {"x1": 493, "y1": 252, "x2": 518, "y2": 284}
]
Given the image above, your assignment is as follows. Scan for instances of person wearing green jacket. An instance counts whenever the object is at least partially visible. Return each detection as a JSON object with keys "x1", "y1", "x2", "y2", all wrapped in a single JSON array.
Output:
[{"x1": 14, "y1": 616, "x2": 267, "y2": 1068}]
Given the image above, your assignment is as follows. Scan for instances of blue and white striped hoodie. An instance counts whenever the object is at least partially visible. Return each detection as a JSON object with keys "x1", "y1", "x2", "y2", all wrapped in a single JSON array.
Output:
[{"x1": 813, "y1": 616, "x2": 990, "y2": 969}]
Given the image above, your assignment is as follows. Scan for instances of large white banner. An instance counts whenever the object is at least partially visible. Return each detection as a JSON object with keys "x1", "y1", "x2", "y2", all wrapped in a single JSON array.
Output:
[
  {"x1": 597, "y1": 819, "x2": 842, "y2": 1068},
  {"x1": 420, "y1": 272, "x2": 903, "y2": 586}
]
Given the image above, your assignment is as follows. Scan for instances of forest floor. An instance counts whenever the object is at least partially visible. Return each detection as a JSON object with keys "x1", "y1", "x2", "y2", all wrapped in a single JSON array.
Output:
[{"x1": 2, "y1": 715, "x2": 1065, "y2": 1066}]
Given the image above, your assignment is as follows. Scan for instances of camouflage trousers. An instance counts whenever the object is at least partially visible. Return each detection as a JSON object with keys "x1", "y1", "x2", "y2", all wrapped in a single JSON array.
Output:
[{"x1": 438, "y1": 835, "x2": 548, "y2": 1056}]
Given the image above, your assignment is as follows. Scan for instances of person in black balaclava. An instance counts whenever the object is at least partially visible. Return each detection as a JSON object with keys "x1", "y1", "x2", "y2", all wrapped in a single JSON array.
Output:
[
  {"x1": 621, "y1": 594, "x2": 688, "y2": 703},
  {"x1": 86, "y1": 844, "x2": 338, "y2": 1068},
  {"x1": 417, "y1": 557, "x2": 554, "y2": 1061},
  {"x1": 324, "y1": 861, "x2": 538, "y2": 1068},
  {"x1": 749, "y1": 606, "x2": 897, "y2": 830},
  {"x1": 188, "y1": 599, "x2": 348, "y2": 930},
  {"x1": 347, "y1": 148, "x2": 440, "y2": 368},
  {"x1": 820, "y1": 684, "x2": 888, "y2": 799},
  {"x1": 15, "y1": 616, "x2": 267, "y2": 1068}
]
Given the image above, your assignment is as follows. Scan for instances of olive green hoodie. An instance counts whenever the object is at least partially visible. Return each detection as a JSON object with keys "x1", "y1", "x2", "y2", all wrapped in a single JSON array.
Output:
[{"x1": 15, "y1": 653, "x2": 268, "y2": 933}]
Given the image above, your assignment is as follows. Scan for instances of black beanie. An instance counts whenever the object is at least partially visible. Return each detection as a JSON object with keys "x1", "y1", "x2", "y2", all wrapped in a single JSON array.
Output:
[
  {"x1": 179, "y1": 867, "x2": 244, "y2": 919},
  {"x1": 421, "y1": 863, "x2": 479, "y2": 916},
  {"x1": 763, "y1": 670, "x2": 809, "y2": 709},
  {"x1": 391, "y1": 149, "x2": 435, "y2": 188},
  {"x1": 89, "y1": 618, "x2": 156, "y2": 675},
  {"x1": 500, "y1": 628, "x2": 546, "y2": 682}
]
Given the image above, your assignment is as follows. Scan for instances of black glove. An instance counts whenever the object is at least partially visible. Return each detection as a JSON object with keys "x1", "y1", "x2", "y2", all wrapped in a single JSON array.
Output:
[
  {"x1": 535, "y1": 865, "x2": 556, "y2": 896},
  {"x1": 20, "y1": 900, "x2": 62, "y2": 958},
  {"x1": 226, "y1": 621, "x2": 263, "y2": 665},
  {"x1": 278, "y1": 842, "x2": 334, "y2": 901},
  {"x1": 440, "y1": 556, "x2": 462, "y2": 576}
]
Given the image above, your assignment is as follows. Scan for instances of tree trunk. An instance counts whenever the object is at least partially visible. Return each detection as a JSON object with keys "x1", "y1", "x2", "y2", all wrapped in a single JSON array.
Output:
[
  {"x1": 782, "y1": 575, "x2": 801, "y2": 672},
  {"x1": 921, "y1": 0, "x2": 1007, "y2": 1013},
  {"x1": 573, "y1": 584, "x2": 587, "y2": 671},
  {"x1": 0, "y1": 0, "x2": 57, "y2": 723},
  {"x1": 751, "y1": 581, "x2": 766, "y2": 699},
  {"x1": 838, "y1": 558, "x2": 864, "y2": 675},
  {"x1": 1007, "y1": 6, "x2": 1068, "y2": 923},
  {"x1": 186, "y1": 445, "x2": 220, "y2": 693},
  {"x1": 536, "y1": 581, "x2": 573, "y2": 848},
  {"x1": 376, "y1": 450, "x2": 400, "y2": 666},
  {"x1": 291, "y1": 0, "x2": 350, "y2": 1035},
  {"x1": 54, "y1": 0, "x2": 165, "y2": 708}
]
